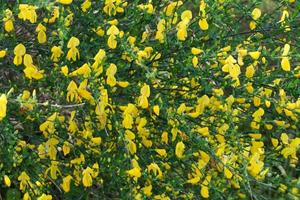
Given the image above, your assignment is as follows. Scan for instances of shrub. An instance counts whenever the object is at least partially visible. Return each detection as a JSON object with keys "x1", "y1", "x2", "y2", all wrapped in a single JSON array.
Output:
[{"x1": 0, "y1": 0, "x2": 300, "y2": 199}]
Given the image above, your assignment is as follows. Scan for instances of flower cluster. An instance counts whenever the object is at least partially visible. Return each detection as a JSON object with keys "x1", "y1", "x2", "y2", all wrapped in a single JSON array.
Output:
[{"x1": 0, "y1": 0, "x2": 299, "y2": 199}]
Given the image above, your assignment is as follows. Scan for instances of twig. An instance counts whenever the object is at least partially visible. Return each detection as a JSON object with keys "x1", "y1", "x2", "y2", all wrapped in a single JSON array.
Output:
[{"x1": 36, "y1": 102, "x2": 86, "y2": 109}]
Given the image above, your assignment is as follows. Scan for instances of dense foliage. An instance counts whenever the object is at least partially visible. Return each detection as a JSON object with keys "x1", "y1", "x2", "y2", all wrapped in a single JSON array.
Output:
[{"x1": 0, "y1": 0, "x2": 300, "y2": 199}]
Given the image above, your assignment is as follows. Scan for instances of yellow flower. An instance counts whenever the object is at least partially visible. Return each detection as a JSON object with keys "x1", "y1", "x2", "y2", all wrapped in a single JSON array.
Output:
[
  {"x1": 249, "y1": 51, "x2": 261, "y2": 60},
  {"x1": 23, "y1": 65, "x2": 44, "y2": 80},
  {"x1": 155, "y1": 19, "x2": 166, "y2": 43},
  {"x1": 61, "y1": 65, "x2": 69, "y2": 76},
  {"x1": 18, "y1": 4, "x2": 37, "y2": 23},
  {"x1": 62, "y1": 141, "x2": 71, "y2": 156},
  {"x1": 138, "y1": 4, "x2": 154, "y2": 14},
  {"x1": 153, "y1": 105, "x2": 160, "y2": 115},
  {"x1": 77, "y1": 80, "x2": 94, "y2": 102},
  {"x1": 155, "y1": 149, "x2": 167, "y2": 157},
  {"x1": 224, "y1": 168, "x2": 233, "y2": 179},
  {"x1": 247, "y1": 153, "x2": 264, "y2": 177},
  {"x1": 245, "y1": 65, "x2": 255, "y2": 78},
  {"x1": 4, "y1": 175, "x2": 11, "y2": 187},
  {"x1": 196, "y1": 127, "x2": 210, "y2": 137},
  {"x1": 175, "y1": 141, "x2": 185, "y2": 159},
  {"x1": 61, "y1": 175, "x2": 72, "y2": 193},
  {"x1": 36, "y1": 24, "x2": 47, "y2": 44},
  {"x1": 127, "y1": 140, "x2": 137, "y2": 155},
  {"x1": 66, "y1": 81, "x2": 78, "y2": 102},
  {"x1": 147, "y1": 163, "x2": 163, "y2": 178},
  {"x1": 44, "y1": 7, "x2": 59, "y2": 24},
  {"x1": 199, "y1": 18, "x2": 209, "y2": 30},
  {"x1": 70, "y1": 63, "x2": 91, "y2": 77},
  {"x1": 177, "y1": 25, "x2": 188, "y2": 41},
  {"x1": 91, "y1": 137, "x2": 102, "y2": 145},
  {"x1": 107, "y1": 35, "x2": 117, "y2": 49},
  {"x1": 127, "y1": 167, "x2": 141, "y2": 179},
  {"x1": 164, "y1": 1, "x2": 183, "y2": 16},
  {"x1": 249, "y1": 20, "x2": 256, "y2": 30},
  {"x1": 81, "y1": 0, "x2": 92, "y2": 12},
  {"x1": 252, "y1": 108, "x2": 264, "y2": 122},
  {"x1": 22, "y1": 54, "x2": 44, "y2": 80},
  {"x1": 82, "y1": 167, "x2": 93, "y2": 187},
  {"x1": 122, "y1": 113, "x2": 133, "y2": 129},
  {"x1": 181, "y1": 10, "x2": 192, "y2": 21},
  {"x1": 0, "y1": 50, "x2": 6, "y2": 58},
  {"x1": 51, "y1": 46, "x2": 63, "y2": 62},
  {"x1": 251, "y1": 8, "x2": 261, "y2": 20},
  {"x1": 143, "y1": 184, "x2": 152, "y2": 196},
  {"x1": 141, "y1": 84, "x2": 150, "y2": 97},
  {"x1": 192, "y1": 56, "x2": 198, "y2": 67},
  {"x1": 282, "y1": 44, "x2": 290, "y2": 56},
  {"x1": 279, "y1": 10, "x2": 289, "y2": 23},
  {"x1": 37, "y1": 194, "x2": 52, "y2": 200},
  {"x1": 161, "y1": 131, "x2": 169, "y2": 144},
  {"x1": 4, "y1": 19, "x2": 14, "y2": 33},
  {"x1": 18, "y1": 171, "x2": 30, "y2": 191},
  {"x1": 138, "y1": 96, "x2": 149, "y2": 109},
  {"x1": 0, "y1": 94, "x2": 8, "y2": 121},
  {"x1": 280, "y1": 133, "x2": 289, "y2": 145},
  {"x1": 281, "y1": 57, "x2": 291, "y2": 71},
  {"x1": 107, "y1": 25, "x2": 120, "y2": 35},
  {"x1": 3, "y1": 9, "x2": 14, "y2": 32},
  {"x1": 45, "y1": 161, "x2": 60, "y2": 180},
  {"x1": 118, "y1": 81, "x2": 129, "y2": 88},
  {"x1": 57, "y1": 0, "x2": 73, "y2": 5},
  {"x1": 13, "y1": 43, "x2": 26, "y2": 66},
  {"x1": 67, "y1": 48, "x2": 80, "y2": 61},
  {"x1": 200, "y1": 186, "x2": 209, "y2": 198},
  {"x1": 23, "y1": 193, "x2": 31, "y2": 200},
  {"x1": 106, "y1": 63, "x2": 118, "y2": 86},
  {"x1": 191, "y1": 47, "x2": 203, "y2": 55},
  {"x1": 67, "y1": 37, "x2": 80, "y2": 61}
]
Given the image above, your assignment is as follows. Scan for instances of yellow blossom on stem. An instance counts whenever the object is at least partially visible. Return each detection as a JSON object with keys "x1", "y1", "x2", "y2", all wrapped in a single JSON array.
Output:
[
  {"x1": 61, "y1": 175, "x2": 72, "y2": 192},
  {"x1": 3, "y1": 9, "x2": 14, "y2": 32},
  {"x1": 82, "y1": 167, "x2": 93, "y2": 187},
  {"x1": 36, "y1": 23, "x2": 47, "y2": 44},
  {"x1": 51, "y1": 46, "x2": 63, "y2": 62},
  {"x1": 3, "y1": 175, "x2": 11, "y2": 187},
  {"x1": 13, "y1": 43, "x2": 26, "y2": 66},
  {"x1": 0, "y1": 94, "x2": 8, "y2": 121},
  {"x1": 175, "y1": 141, "x2": 185, "y2": 159}
]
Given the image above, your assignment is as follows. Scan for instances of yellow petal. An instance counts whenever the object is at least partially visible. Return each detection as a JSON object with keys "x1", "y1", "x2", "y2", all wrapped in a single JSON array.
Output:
[
  {"x1": 4, "y1": 175, "x2": 11, "y2": 187},
  {"x1": 191, "y1": 47, "x2": 203, "y2": 55},
  {"x1": 224, "y1": 168, "x2": 233, "y2": 179},
  {"x1": 175, "y1": 141, "x2": 185, "y2": 159},
  {"x1": 0, "y1": 50, "x2": 7, "y2": 58},
  {"x1": 61, "y1": 175, "x2": 72, "y2": 192},
  {"x1": 14, "y1": 43, "x2": 26, "y2": 56},
  {"x1": 153, "y1": 105, "x2": 160, "y2": 116},
  {"x1": 107, "y1": 35, "x2": 117, "y2": 49},
  {"x1": 282, "y1": 44, "x2": 290, "y2": 56},
  {"x1": 117, "y1": 81, "x2": 129, "y2": 88},
  {"x1": 107, "y1": 25, "x2": 120, "y2": 35},
  {"x1": 245, "y1": 65, "x2": 255, "y2": 78},
  {"x1": 57, "y1": 0, "x2": 73, "y2": 5},
  {"x1": 199, "y1": 19, "x2": 209, "y2": 30},
  {"x1": 251, "y1": 8, "x2": 261, "y2": 20},
  {"x1": 0, "y1": 94, "x2": 8, "y2": 121},
  {"x1": 67, "y1": 37, "x2": 80, "y2": 48},
  {"x1": 181, "y1": 10, "x2": 192, "y2": 20},
  {"x1": 249, "y1": 51, "x2": 261, "y2": 60},
  {"x1": 37, "y1": 31, "x2": 47, "y2": 44},
  {"x1": 281, "y1": 57, "x2": 290, "y2": 71},
  {"x1": 200, "y1": 186, "x2": 209, "y2": 198}
]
